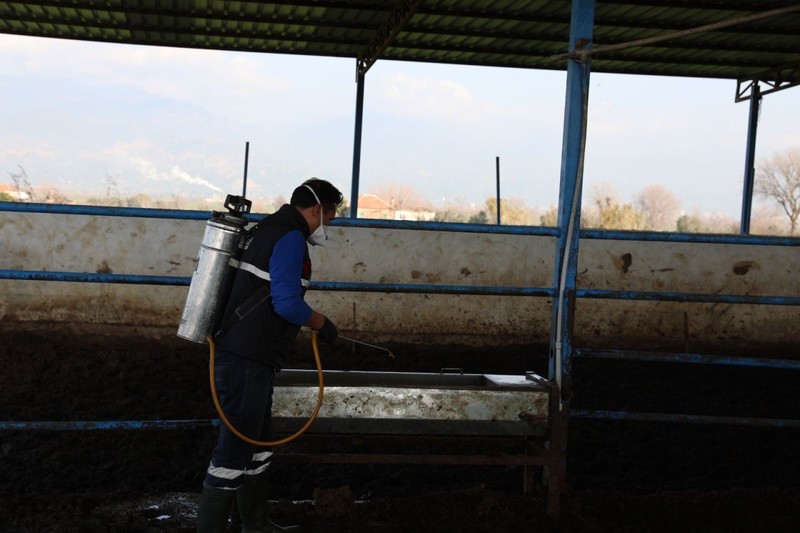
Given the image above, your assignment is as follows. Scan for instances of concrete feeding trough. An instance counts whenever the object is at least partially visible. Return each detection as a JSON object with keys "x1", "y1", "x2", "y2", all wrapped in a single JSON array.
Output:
[{"x1": 273, "y1": 370, "x2": 553, "y2": 436}]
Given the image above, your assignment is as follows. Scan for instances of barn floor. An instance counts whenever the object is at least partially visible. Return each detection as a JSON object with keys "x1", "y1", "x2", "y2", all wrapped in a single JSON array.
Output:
[{"x1": 1, "y1": 324, "x2": 799, "y2": 532}]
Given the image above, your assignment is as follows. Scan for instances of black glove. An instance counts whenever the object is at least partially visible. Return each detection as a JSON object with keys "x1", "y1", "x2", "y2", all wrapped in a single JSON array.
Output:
[{"x1": 318, "y1": 317, "x2": 338, "y2": 344}]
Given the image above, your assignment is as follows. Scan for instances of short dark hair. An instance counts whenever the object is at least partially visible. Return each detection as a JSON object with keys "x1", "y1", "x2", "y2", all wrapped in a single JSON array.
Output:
[{"x1": 291, "y1": 178, "x2": 343, "y2": 211}]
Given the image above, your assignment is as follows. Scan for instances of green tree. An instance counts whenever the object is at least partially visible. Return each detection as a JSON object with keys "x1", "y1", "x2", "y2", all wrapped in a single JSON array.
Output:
[
  {"x1": 587, "y1": 184, "x2": 647, "y2": 230},
  {"x1": 485, "y1": 196, "x2": 536, "y2": 225},
  {"x1": 676, "y1": 213, "x2": 703, "y2": 233},
  {"x1": 434, "y1": 209, "x2": 468, "y2": 223},
  {"x1": 597, "y1": 199, "x2": 646, "y2": 230},
  {"x1": 468, "y1": 210, "x2": 489, "y2": 224},
  {"x1": 337, "y1": 199, "x2": 349, "y2": 218},
  {"x1": 539, "y1": 205, "x2": 558, "y2": 227},
  {"x1": 676, "y1": 211, "x2": 738, "y2": 234}
]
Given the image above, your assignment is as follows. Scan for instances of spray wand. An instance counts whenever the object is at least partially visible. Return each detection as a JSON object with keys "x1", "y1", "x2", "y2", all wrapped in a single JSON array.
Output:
[{"x1": 338, "y1": 334, "x2": 395, "y2": 359}]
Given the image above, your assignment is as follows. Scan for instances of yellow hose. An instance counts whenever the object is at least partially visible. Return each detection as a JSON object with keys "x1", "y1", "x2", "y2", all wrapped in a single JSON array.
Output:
[{"x1": 207, "y1": 331, "x2": 324, "y2": 447}]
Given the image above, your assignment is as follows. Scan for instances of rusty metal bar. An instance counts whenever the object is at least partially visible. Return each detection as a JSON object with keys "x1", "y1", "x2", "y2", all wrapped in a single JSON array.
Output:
[
  {"x1": 275, "y1": 453, "x2": 550, "y2": 466},
  {"x1": 570, "y1": 409, "x2": 800, "y2": 428},
  {"x1": 574, "y1": 349, "x2": 800, "y2": 370}
]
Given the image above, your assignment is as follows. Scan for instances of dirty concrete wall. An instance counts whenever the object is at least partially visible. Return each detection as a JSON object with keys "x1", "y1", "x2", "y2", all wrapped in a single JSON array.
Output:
[
  {"x1": 575, "y1": 238, "x2": 800, "y2": 351},
  {"x1": 1, "y1": 211, "x2": 798, "y2": 349}
]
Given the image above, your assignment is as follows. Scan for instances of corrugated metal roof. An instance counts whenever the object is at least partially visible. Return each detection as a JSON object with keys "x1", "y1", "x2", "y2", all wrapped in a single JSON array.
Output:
[{"x1": 1, "y1": 1, "x2": 798, "y2": 85}]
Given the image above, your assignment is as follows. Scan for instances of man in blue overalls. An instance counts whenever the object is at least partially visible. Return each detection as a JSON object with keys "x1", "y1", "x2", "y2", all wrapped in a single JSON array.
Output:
[{"x1": 198, "y1": 178, "x2": 342, "y2": 532}]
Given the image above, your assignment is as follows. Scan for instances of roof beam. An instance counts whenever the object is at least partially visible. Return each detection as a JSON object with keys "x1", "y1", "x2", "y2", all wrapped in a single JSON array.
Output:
[
  {"x1": 0, "y1": 1, "x2": 379, "y2": 32},
  {"x1": 357, "y1": 0, "x2": 423, "y2": 76},
  {"x1": 552, "y1": 3, "x2": 800, "y2": 61},
  {"x1": 384, "y1": 39, "x2": 789, "y2": 70}
]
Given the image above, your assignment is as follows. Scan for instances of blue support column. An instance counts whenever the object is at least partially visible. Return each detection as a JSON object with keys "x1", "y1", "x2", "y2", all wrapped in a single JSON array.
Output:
[
  {"x1": 350, "y1": 66, "x2": 366, "y2": 218},
  {"x1": 549, "y1": 0, "x2": 595, "y2": 388},
  {"x1": 740, "y1": 81, "x2": 761, "y2": 234}
]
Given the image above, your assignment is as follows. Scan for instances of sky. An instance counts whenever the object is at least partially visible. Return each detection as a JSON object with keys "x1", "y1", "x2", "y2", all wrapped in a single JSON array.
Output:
[{"x1": 1, "y1": 33, "x2": 799, "y2": 217}]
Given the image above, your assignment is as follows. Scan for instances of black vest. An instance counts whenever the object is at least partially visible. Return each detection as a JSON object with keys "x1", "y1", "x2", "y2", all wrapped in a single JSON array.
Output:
[{"x1": 215, "y1": 204, "x2": 311, "y2": 368}]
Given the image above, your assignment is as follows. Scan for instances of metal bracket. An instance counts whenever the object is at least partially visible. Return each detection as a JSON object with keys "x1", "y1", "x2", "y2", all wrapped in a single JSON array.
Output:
[
  {"x1": 356, "y1": 0, "x2": 423, "y2": 78},
  {"x1": 736, "y1": 64, "x2": 800, "y2": 102}
]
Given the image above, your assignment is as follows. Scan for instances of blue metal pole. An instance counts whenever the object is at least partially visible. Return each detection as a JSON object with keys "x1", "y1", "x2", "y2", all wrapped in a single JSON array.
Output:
[
  {"x1": 350, "y1": 67, "x2": 366, "y2": 218},
  {"x1": 549, "y1": 0, "x2": 595, "y2": 385},
  {"x1": 740, "y1": 82, "x2": 761, "y2": 234}
]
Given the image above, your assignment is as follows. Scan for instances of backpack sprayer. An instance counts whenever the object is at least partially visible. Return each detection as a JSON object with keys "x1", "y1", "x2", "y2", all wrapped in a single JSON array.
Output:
[
  {"x1": 175, "y1": 144, "x2": 394, "y2": 446},
  {"x1": 176, "y1": 193, "x2": 251, "y2": 343},
  {"x1": 176, "y1": 142, "x2": 324, "y2": 446},
  {"x1": 177, "y1": 143, "x2": 252, "y2": 344}
]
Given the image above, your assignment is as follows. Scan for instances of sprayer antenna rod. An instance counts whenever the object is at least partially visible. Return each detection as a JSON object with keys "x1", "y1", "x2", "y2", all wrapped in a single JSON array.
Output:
[{"x1": 242, "y1": 141, "x2": 250, "y2": 198}]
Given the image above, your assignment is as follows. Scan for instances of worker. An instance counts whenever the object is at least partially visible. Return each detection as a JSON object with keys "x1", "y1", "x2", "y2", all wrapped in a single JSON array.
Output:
[{"x1": 197, "y1": 178, "x2": 343, "y2": 532}]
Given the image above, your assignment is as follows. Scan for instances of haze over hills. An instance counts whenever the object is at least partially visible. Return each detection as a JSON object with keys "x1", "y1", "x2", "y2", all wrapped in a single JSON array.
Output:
[{"x1": 3, "y1": 34, "x2": 800, "y2": 223}]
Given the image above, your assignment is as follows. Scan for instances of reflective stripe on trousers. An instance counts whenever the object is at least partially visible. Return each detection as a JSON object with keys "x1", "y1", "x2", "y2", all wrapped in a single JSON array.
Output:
[{"x1": 204, "y1": 348, "x2": 276, "y2": 489}]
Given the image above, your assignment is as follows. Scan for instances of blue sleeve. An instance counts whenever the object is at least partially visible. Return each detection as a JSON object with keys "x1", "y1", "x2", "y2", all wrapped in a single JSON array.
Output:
[{"x1": 269, "y1": 230, "x2": 313, "y2": 326}]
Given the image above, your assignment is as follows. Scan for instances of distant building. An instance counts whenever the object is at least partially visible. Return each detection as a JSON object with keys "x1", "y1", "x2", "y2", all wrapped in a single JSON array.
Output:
[
  {"x1": 355, "y1": 194, "x2": 436, "y2": 221},
  {"x1": 0, "y1": 183, "x2": 30, "y2": 201},
  {"x1": 356, "y1": 194, "x2": 393, "y2": 219},
  {"x1": 394, "y1": 209, "x2": 437, "y2": 221}
]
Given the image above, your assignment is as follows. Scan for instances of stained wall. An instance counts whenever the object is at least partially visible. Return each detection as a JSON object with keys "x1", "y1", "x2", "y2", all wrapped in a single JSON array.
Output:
[{"x1": 1, "y1": 211, "x2": 797, "y2": 349}]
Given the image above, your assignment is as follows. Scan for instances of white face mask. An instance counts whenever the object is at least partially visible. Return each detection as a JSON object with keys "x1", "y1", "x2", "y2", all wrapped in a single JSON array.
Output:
[
  {"x1": 308, "y1": 222, "x2": 327, "y2": 247},
  {"x1": 304, "y1": 184, "x2": 327, "y2": 247}
]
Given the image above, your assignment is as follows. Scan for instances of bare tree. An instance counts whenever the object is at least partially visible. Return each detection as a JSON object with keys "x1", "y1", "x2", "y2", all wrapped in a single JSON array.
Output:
[
  {"x1": 635, "y1": 184, "x2": 681, "y2": 230},
  {"x1": 8, "y1": 165, "x2": 34, "y2": 201},
  {"x1": 372, "y1": 182, "x2": 431, "y2": 211},
  {"x1": 749, "y1": 205, "x2": 789, "y2": 236},
  {"x1": 106, "y1": 173, "x2": 124, "y2": 206},
  {"x1": 756, "y1": 147, "x2": 800, "y2": 235},
  {"x1": 37, "y1": 186, "x2": 69, "y2": 204}
]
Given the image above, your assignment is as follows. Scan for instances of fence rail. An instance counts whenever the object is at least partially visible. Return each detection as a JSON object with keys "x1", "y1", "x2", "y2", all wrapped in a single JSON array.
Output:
[{"x1": 2, "y1": 201, "x2": 799, "y2": 430}]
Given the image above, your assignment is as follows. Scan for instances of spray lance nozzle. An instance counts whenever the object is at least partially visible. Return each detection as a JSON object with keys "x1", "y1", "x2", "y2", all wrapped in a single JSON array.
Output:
[{"x1": 338, "y1": 334, "x2": 395, "y2": 360}]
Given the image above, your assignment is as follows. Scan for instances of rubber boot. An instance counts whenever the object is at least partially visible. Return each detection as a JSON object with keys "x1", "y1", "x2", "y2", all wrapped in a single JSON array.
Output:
[
  {"x1": 229, "y1": 498, "x2": 242, "y2": 532},
  {"x1": 197, "y1": 483, "x2": 236, "y2": 533},
  {"x1": 236, "y1": 475, "x2": 302, "y2": 532}
]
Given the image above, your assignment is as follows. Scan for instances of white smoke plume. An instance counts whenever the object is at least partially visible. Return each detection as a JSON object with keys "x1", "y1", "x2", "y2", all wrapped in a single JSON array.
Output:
[{"x1": 131, "y1": 156, "x2": 223, "y2": 193}]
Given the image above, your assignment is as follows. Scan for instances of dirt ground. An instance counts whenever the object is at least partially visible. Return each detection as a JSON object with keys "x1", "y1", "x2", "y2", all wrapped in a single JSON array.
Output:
[{"x1": 1, "y1": 324, "x2": 799, "y2": 532}]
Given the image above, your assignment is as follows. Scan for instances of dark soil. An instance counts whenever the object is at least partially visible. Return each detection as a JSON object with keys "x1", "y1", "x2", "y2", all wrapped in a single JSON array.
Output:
[{"x1": 1, "y1": 324, "x2": 799, "y2": 532}]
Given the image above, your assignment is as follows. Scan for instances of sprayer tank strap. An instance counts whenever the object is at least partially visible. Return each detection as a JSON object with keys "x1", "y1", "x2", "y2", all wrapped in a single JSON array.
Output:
[{"x1": 229, "y1": 258, "x2": 309, "y2": 287}]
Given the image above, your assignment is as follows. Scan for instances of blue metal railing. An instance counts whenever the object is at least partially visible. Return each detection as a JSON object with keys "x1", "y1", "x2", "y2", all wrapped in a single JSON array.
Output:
[
  {"x1": 6, "y1": 201, "x2": 800, "y2": 244},
  {"x1": 0, "y1": 419, "x2": 218, "y2": 431},
  {"x1": 2, "y1": 201, "x2": 799, "y2": 430},
  {"x1": 573, "y1": 349, "x2": 800, "y2": 370},
  {"x1": 569, "y1": 410, "x2": 800, "y2": 429}
]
